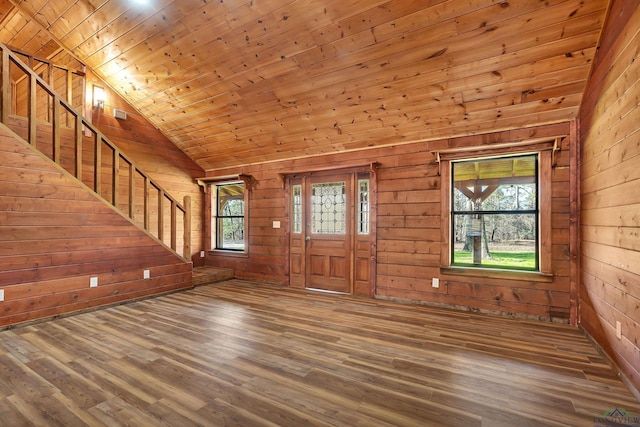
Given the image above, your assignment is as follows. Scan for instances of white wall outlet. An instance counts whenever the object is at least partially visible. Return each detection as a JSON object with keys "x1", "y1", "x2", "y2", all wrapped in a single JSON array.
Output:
[
  {"x1": 144, "y1": 269, "x2": 150, "y2": 279},
  {"x1": 90, "y1": 277, "x2": 98, "y2": 288},
  {"x1": 432, "y1": 278, "x2": 440, "y2": 288},
  {"x1": 273, "y1": 220, "x2": 281, "y2": 229},
  {"x1": 616, "y1": 321, "x2": 622, "y2": 340},
  {"x1": 200, "y1": 251, "x2": 205, "y2": 257},
  {"x1": 0, "y1": 289, "x2": 4, "y2": 302}
]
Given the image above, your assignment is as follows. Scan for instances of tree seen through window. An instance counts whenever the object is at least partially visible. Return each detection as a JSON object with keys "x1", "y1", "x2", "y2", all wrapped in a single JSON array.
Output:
[
  {"x1": 215, "y1": 183, "x2": 245, "y2": 251},
  {"x1": 452, "y1": 154, "x2": 539, "y2": 270}
]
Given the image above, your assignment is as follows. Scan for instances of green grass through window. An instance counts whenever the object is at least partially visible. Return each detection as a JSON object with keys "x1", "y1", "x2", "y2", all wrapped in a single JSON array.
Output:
[{"x1": 453, "y1": 251, "x2": 536, "y2": 269}]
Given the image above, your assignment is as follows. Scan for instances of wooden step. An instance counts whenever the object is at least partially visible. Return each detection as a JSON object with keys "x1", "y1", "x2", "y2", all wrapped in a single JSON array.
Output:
[{"x1": 192, "y1": 266, "x2": 234, "y2": 286}]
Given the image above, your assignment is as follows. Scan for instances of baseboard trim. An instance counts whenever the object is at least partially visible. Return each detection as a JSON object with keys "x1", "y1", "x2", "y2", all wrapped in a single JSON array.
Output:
[{"x1": 580, "y1": 326, "x2": 640, "y2": 402}]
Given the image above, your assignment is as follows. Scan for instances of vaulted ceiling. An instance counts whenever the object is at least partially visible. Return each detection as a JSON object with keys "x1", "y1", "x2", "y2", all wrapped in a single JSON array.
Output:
[{"x1": 0, "y1": 0, "x2": 609, "y2": 171}]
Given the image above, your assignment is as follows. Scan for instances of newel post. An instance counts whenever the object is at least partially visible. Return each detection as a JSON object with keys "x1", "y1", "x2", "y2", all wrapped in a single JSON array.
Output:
[
  {"x1": 1, "y1": 47, "x2": 10, "y2": 124},
  {"x1": 183, "y1": 196, "x2": 192, "y2": 261}
]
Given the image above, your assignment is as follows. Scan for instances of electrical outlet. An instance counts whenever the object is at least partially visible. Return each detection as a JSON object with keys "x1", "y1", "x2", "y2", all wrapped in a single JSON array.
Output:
[
  {"x1": 0, "y1": 289, "x2": 4, "y2": 302},
  {"x1": 432, "y1": 278, "x2": 440, "y2": 288},
  {"x1": 90, "y1": 277, "x2": 98, "y2": 288},
  {"x1": 144, "y1": 269, "x2": 150, "y2": 279},
  {"x1": 200, "y1": 251, "x2": 205, "y2": 257},
  {"x1": 616, "y1": 321, "x2": 622, "y2": 340},
  {"x1": 273, "y1": 220, "x2": 281, "y2": 229}
]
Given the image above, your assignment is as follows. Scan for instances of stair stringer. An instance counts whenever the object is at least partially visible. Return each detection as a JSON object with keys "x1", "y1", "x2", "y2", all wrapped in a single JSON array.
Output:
[{"x1": 0, "y1": 122, "x2": 192, "y2": 327}]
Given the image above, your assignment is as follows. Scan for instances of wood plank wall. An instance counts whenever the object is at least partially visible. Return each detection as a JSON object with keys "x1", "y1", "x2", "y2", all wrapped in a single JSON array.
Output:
[
  {"x1": 205, "y1": 121, "x2": 574, "y2": 322},
  {"x1": 13, "y1": 52, "x2": 84, "y2": 119},
  {"x1": 0, "y1": 124, "x2": 192, "y2": 327},
  {"x1": 579, "y1": 0, "x2": 640, "y2": 395},
  {"x1": 5, "y1": 115, "x2": 190, "y2": 257},
  {"x1": 5, "y1": 48, "x2": 204, "y2": 262},
  {"x1": 85, "y1": 69, "x2": 206, "y2": 265}
]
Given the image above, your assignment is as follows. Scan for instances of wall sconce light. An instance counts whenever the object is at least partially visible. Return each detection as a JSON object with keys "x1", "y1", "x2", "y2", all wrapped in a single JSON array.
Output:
[{"x1": 93, "y1": 86, "x2": 105, "y2": 108}]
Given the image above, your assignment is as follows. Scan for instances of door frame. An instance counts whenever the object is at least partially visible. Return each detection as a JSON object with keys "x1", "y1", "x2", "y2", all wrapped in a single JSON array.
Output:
[{"x1": 283, "y1": 163, "x2": 378, "y2": 297}]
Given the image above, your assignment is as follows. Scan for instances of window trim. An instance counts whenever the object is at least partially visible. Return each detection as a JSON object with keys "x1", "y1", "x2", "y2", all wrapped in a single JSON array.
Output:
[
  {"x1": 450, "y1": 153, "x2": 539, "y2": 271},
  {"x1": 211, "y1": 180, "x2": 248, "y2": 254},
  {"x1": 439, "y1": 145, "x2": 553, "y2": 279}
]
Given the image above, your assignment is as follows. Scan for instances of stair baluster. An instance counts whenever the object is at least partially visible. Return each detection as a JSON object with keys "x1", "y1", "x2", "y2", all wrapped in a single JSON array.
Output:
[{"x1": 0, "y1": 42, "x2": 191, "y2": 261}]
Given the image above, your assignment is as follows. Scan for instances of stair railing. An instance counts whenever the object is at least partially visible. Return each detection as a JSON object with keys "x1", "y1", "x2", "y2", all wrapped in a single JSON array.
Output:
[{"x1": 0, "y1": 42, "x2": 191, "y2": 261}]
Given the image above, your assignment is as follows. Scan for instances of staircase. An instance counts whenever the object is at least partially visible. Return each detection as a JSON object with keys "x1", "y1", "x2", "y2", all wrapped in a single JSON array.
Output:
[
  {"x1": 0, "y1": 42, "x2": 190, "y2": 260},
  {"x1": 192, "y1": 266, "x2": 234, "y2": 286}
]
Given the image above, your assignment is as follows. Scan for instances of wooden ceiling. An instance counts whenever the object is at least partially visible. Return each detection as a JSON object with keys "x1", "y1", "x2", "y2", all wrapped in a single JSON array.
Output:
[{"x1": 0, "y1": 0, "x2": 609, "y2": 171}]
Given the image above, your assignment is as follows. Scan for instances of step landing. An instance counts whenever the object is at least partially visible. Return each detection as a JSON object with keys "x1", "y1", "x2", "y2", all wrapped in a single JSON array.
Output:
[{"x1": 192, "y1": 266, "x2": 234, "y2": 286}]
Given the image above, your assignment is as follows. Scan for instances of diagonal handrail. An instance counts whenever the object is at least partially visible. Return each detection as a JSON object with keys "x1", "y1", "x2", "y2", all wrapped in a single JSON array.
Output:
[{"x1": 0, "y1": 42, "x2": 191, "y2": 261}]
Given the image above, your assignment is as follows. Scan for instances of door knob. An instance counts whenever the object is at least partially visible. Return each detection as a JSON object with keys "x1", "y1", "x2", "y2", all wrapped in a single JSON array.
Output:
[{"x1": 305, "y1": 236, "x2": 311, "y2": 241}]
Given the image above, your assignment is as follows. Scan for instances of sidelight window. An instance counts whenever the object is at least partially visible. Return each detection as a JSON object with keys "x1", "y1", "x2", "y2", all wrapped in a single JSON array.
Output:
[
  {"x1": 358, "y1": 179, "x2": 370, "y2": 235},
  {"x1": 292, "y1": 184, "x2": 302, "y2": 234}
]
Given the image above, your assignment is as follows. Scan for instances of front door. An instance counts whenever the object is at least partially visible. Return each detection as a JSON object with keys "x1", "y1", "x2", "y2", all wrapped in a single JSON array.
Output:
[
  {"x1": 305, "y1": 174, "x2": 352, "y2": 293},
  {"x1": 289, "y1": 169, "x2": 375, "y2": 296}
]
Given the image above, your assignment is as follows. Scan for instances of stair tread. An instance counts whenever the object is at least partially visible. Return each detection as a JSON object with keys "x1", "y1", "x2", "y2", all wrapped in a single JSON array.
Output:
[{"x1": 192, "y1": 266, "x2": 234, "y2": 286}]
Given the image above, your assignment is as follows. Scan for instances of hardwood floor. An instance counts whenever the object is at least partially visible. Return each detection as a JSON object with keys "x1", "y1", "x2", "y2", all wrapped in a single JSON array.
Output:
[{"x1": 0, "y1": 280, "x2": 638, "y2": 426}]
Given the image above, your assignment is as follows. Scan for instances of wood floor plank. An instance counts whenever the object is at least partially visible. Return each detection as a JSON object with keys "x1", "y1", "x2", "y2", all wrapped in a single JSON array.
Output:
[{"x1": 0, "y1": 279, "x2": 638, "y2": 426}]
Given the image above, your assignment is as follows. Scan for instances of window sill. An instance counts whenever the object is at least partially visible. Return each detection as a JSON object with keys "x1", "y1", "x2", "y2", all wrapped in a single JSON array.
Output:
[
  {"x1": 208, "y1": 250, "x2": 248, "y2": 258},
  {"x1": 440, "y1": 266, "x2": 553, "y2": 282}
]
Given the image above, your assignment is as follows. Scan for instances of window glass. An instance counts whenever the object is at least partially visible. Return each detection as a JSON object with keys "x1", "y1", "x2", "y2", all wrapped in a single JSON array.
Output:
[
  {"x1": 292, "y1": 184, "x2": 302, "y2": 234},
  {"x1": 310, "y1": 181, "x2": 346, "y2": 234},
  {"x1": 215, "y1": 182, "x2": 245, "y2": 251},
  {"x1": 452, "y1": 154, "x2": 538, "y2": 270},
  {"x1": 358, "y1": 179, "x2": 370, "y2": 235}
]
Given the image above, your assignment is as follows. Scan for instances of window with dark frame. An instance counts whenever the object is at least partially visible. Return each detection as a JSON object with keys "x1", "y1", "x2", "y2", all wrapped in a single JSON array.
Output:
[
  {"x1": 214, "y1": 182, "x2": 246, "y2": 251},
  {"x1": 451, "y1": 154, "x2": 539, "y2": 271}
]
